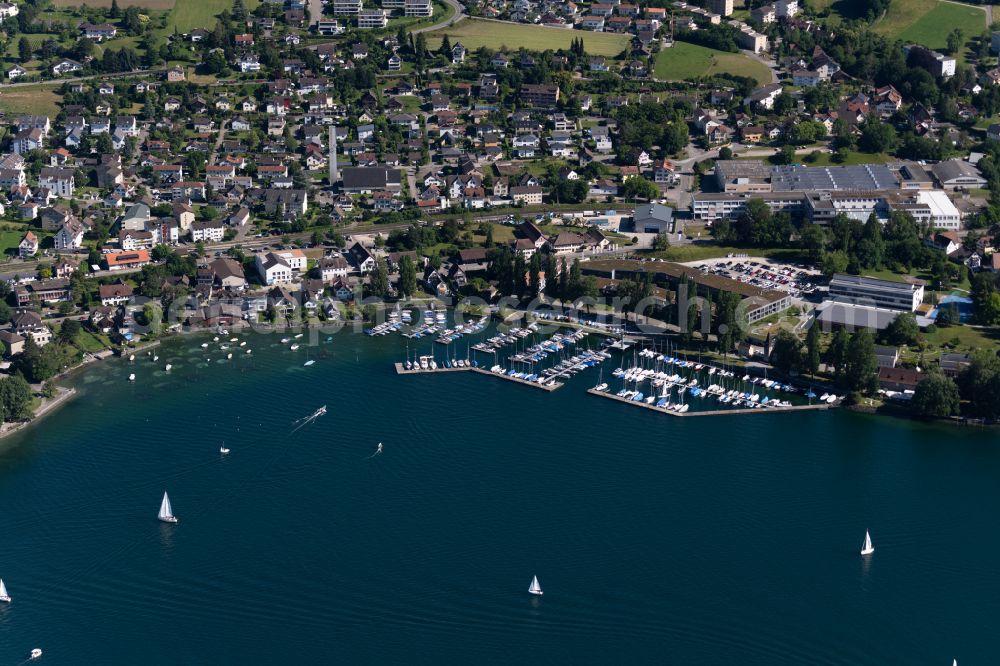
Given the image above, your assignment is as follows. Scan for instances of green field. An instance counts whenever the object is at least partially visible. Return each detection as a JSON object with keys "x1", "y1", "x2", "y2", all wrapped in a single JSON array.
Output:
[
  {"x1": 653, "y1": 42, "x2": 772, "y2": 86},
  {"x1": 0, "y1": 85, "x2": 62, "y2": 118},
  {"x1": 872, "y1": 0, "x2": 986, "y2": 54},
  {"x1": 896, "y1": 2, "x2": 986, "y2": 53},
  {"x1": 425, "y1": 19, "x2": 630, "y2": 58},
  {"x1": 51, "y1": 0, "x2": 174, "y2": 6},
  {"x1": 168, "y1": 0, "x2": 259, "y2": 33}
]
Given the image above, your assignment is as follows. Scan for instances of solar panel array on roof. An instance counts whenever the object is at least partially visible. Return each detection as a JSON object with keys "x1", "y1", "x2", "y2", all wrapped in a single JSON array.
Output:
[{"x1": 770, "y1": 164, "x2": 899, "y2": 192}]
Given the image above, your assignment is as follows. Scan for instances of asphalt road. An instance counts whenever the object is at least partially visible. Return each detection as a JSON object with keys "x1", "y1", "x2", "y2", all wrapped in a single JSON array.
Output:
[{"x1": 410, "y1": 0, "x2": 466, "y2": 34}]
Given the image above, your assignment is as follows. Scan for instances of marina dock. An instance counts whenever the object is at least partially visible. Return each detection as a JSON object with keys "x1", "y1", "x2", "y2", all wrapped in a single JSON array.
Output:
[
  {"x1": 394, "y1": 363, "x2": 470, "y2": 375},
  {"x1": 586, "y1": 388, "x2": 834, "y2": 417},
  {"x1": 393, "y1": 363, "x2": 562, "y2": 391}
]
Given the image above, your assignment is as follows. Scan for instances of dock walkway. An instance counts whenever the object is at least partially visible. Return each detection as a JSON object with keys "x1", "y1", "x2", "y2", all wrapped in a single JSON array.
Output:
[
  {"x1": 394, "y1": 363, "x2": 562, "y2": 391},
  {"x1": 586, "y1": 388, "x2": 833, "y2": 417}
]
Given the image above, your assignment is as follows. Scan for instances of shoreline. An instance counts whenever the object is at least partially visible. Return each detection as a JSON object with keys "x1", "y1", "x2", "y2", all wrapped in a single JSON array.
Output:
[
  {"x1": 6, "y1": 311, "x2": 990, "y2": 439},
  {"x1": 0, "y1": 386, "x2": 77, "y2": 442}
]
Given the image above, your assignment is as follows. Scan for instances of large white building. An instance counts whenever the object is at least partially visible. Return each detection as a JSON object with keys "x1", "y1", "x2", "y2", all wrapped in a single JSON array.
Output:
[
  {"x1": 255, "y1": 252, "x2": 294, "y2": 285},
  {"x1": 828, "y1": 274, "x2": 925, "y2": 312},
  {"x1": 38, "y1": 167, "x2": 75, "y2": 198}
]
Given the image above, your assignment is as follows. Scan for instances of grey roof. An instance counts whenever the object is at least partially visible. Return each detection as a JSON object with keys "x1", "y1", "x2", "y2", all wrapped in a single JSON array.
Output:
[
  {"x1": 341, "y1": 167, "x2": 400, "y2": 190},
  {"x1": 830, "y1": 273, "x2": 923, "y2": 292},
  {"x1": 771, "y1": 164, "x2": 898, "y2": 192},
  {"x1": 930, "y1": 160, "x2": 985, "y2": 184},
  {"x1": 816, "y1": 301, "x2": 898, "y2": 330},
  {"x1": 633, "y1": 202, "x2": 674, "y2": 223}
]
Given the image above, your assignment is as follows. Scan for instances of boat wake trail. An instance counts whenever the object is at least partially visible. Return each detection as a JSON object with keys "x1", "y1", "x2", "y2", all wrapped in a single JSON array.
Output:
[
  {"x1": 290, "y1": 406, "x2": 327, "y2": 434},
  {"x1": 365, "y1": 442, "x2": 384, "y2": 459}
]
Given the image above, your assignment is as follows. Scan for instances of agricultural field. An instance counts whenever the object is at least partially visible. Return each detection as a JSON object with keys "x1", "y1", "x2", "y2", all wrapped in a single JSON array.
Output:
[
  {"x1": 0, "y1": 86, "x2": 63, "y2": 118},
  {"x1": 653, "y1": 41, "x2": 773, "y2": 86},
  {"x1": 894, "y1": 2, "x2": 986, "y2": 54},
  {"x1": 167, "y1": 0, "x2": 259, "y2": 33},
  {"x1": 51, "y1": 0, "x2": 175, "y2": 7},
  {"x1": 870, "y1": 0, "x2": 986, "y2": 55},
  {"x1": 424, "y1": 19, "x2": 631, "y2": 58}
]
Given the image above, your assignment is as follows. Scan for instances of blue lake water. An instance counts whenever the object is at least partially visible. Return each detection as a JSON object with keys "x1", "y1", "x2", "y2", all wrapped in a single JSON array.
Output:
[{"x1": 0, "y1": 329, "x2": 997, "y2": 664}]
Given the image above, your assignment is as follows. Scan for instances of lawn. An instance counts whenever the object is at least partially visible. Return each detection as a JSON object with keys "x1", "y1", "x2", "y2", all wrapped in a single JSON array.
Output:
[
  {"x1": 925, "y1": 326, "x2": 1000, "y2": 356},
  {"x1": 167, "y1": 0, "x2": 259, "y2": 33},
  {"x1": 424, "y1": 19, "x2": 630, "y2": 58},
  {"x1": 51, "y1": 0, "x2": 175, "y2": 6},
  {"x1": 0, "y1": 85, "x2": 62, "y2": 118},
  {"x1": 653, "y1": 41, "x2": 772, "y2": 86},
  {"x1": 874, "y1": 0, "x2": 986, "y2": 57},
  {"x1": 74, "y1": 330, "x2": 112, "y2": 354}
]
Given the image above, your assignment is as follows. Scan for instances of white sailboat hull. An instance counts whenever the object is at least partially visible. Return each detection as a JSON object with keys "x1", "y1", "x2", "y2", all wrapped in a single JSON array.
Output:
[
  {"x1": 860, "y1": 547, "x2": 874, "y2": 555},
  {"x1": 529, "y1": 590, "x2": 543, "y2": 596},
  {"x1": 158, "y1": 516, "x2": 178, "y2": 524}
]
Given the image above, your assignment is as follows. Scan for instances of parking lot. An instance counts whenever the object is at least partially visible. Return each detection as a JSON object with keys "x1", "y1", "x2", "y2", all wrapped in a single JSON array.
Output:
[{"x1": 688, "y1": 257, "x2": 822, "y2": 298}]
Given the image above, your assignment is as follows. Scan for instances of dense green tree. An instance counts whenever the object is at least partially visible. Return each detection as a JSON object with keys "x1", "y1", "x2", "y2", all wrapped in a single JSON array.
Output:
[
  {"x1": 826, "y1": 327, "x2": 850, "y2": 382},
  {"x1": 620, "y1": 176, "x2": 659, "y2": 202},
  {"x1": 883, "y1": 312, "x2": 919, "y2": 346},
  {"x1": 911, "y1": 370, "x2": 961, "y2": 419},
  {"x1": 821, "y1": 250, "x2": 850, "y2": 277},
  {"x1": 398, "y1": 255, "x2": 417, "y2": 298},
  {"x1": 142, "y1": 303, "x2": 163, "y2": 336},
  {"x1": 957, "y1": 350, "x2": 1000, "y2": 419},
  {"x1": 770, "y1": 330, "x2": 803, "y2": 374},
  {"x1": 58, "y1": 319, "x2": 81, "y2": 345},
  {"x1": 366, "y1": 257, "x2": 389, "y2": 299},
  {"x1": 859, "y1": 117, "x2": 898, "y2": 154},
  {"x1": 804, "y1": 322, "x2": 821, "y2": 375},
  {"x1": 18, "y1": 36, "x2": 31, "y2": 63},
  {"x1": 800, "y1": 224, "x2": 828, "y2": 263},
  {"x1": 0, "y1": 374, "x2": 33, "y2": 424},
  {"x1": 842, "y1": 329, "x2": 879, "y2": 394}
]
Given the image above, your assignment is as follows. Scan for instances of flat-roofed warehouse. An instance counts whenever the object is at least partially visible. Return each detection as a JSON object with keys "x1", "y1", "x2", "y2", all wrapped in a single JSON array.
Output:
[
  {"x1": 714, "y1": 160, "x2": 773, "y2": 193},
  {"x1": 771, "y1": 164, "x2": 899, "y2": 192}
]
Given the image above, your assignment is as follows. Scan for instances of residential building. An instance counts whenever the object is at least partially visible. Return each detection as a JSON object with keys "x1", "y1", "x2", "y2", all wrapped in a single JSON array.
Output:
[
  {"x1": 11, "y1": 310, "x2": 51, "y2": 346},
  {"x1": 191, "y1": 220, "x2": 226, "y2": 242},
  {"x1": 256, "y1": 252, "x2": 294, "y2": 285},
  {"x1": 520, "y1": 84, "x2": 560, "y2": 106},
  {"x1": 18, "y1": 231, "x2": 38, "y2": 258},
  {"x1": 99, "y1": 281, "x2": 134, "y2": 306},
  {"x1": 38, "y1": 167, "x2": 75, "y2": 197},
  {"x1": 357, "y1": 9, "x2": 388, "y2": 27}
]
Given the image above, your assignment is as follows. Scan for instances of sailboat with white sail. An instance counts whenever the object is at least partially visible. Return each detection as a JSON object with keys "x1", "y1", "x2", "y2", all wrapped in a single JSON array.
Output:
[
  {"x1": 0, "y1": 578, "x2": 10, "y2": 603},
  {"x1": 528, "y1": 576, "x2": 543, "y2": 596},
  {"x1": 158, "y1": 491, "x2": 178, "y2": 523},
  {"x1": 860, "y1": 530, "x2": 874, "y2": 555}
]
